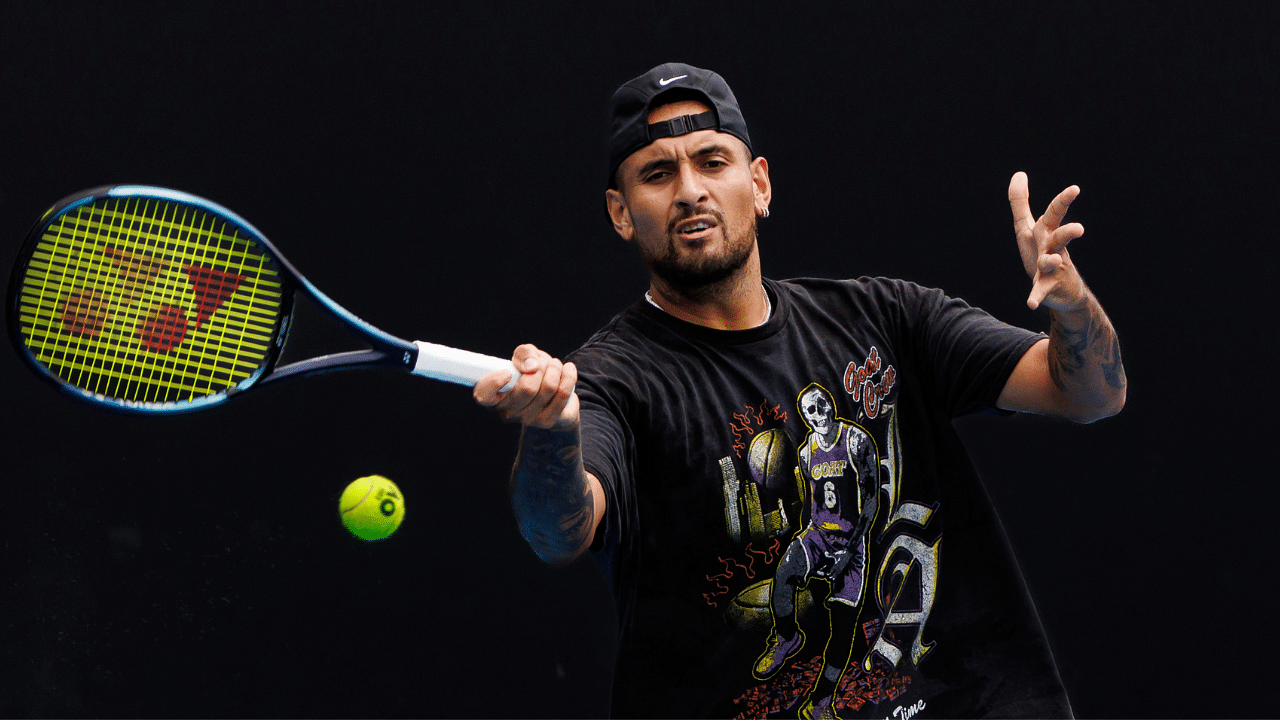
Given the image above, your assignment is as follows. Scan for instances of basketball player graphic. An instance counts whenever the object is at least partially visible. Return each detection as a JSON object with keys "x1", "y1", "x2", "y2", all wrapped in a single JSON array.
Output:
[{"x1": 754, "y1": 382, "x2": 879, "y2": 719}]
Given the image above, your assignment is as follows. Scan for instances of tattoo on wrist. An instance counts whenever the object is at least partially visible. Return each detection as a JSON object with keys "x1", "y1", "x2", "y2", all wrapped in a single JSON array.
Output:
[
  {"x1": 510, "y1": 426, "x2": 593, "y2": 560},
  {"x1": 1049, "y1": 309, "x2": 1091, "y2": 391},
  {"x1": 1049, "y1": 298, "x2": 1126, "y2": 393}
]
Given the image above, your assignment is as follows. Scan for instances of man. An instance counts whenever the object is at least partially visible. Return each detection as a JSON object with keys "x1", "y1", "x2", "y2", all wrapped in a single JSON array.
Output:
[{"x1": 475, "y1": 63, "x2": 1124, "y2": 718}]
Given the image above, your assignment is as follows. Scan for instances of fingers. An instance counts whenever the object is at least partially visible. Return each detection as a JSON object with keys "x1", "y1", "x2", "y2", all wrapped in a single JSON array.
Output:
[
  {"x1": 511, "y1": 343, "x2": 545, "y2": 371},
  {"x1": 1026, "y1": 251, "x2": 1090, "y2": 311},
  {"x1": 502, "y1": 348, "x2": 560, "y2": 417},
  {"x1": 1026, "y1": 254, "x2": 1064, "y2": 310},
  {"x1": 1010, "y1": 172, "x2": 1081, "y2": 236},
  {"x1": 530, "y1": 361, "x2": 578, "y2": 428},
  {"x1": 1046, "y1": 222, "x2": 1084, "y2": 253},
  {"x1": 474, "y1": 344, "x2": 579, "y2": 428},
  {"x1": 472, "y1": 368, "x2": 516, "y2": 406},
  {"x1": 1040, "y1": 184, "x2": 1080, "y2": 231},
  {"x1": 1008, "y1": 171, "x2": 1034, "y2": 236},
  {"x1": 473, "y1": 342, "x2": 541, "y2": 407},
  {"x1": 1014, "y1": 174, "x2": 1088, "y2": 311}
]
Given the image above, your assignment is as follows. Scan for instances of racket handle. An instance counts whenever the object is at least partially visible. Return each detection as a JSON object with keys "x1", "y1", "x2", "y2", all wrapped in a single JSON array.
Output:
[{"x1": 412, "y1": 341, "x2": 519, "y2": 392}]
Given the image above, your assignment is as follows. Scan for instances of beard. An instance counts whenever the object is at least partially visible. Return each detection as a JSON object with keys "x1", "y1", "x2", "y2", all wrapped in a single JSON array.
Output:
[{"x1": 639, "y1": 207, "x2": 758, "y2": 300}]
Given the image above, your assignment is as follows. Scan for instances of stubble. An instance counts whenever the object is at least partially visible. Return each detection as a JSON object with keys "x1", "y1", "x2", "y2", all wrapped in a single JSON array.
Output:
[{"x1": 641, "y1": 206, "x2": 758, "y2": 302}]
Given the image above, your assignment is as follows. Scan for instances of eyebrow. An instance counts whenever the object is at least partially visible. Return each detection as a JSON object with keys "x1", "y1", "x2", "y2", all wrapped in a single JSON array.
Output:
[{"x1": 632, "y1": 143, "x2": 739, "y2": 180}]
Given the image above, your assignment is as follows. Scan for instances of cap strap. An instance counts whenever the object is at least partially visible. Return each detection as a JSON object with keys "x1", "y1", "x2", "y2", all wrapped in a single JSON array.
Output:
[{"x1": 647, "y1": 111, "x2": 718, "y2": 141}]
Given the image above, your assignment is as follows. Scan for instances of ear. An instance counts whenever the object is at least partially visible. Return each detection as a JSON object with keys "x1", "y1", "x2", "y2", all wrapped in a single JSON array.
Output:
[
  {"x1": 605, "y1": 188, "x2": 635, "y2": 242},
  {"x1": 750, "y1": 156, "x2": 772, "y2": 217}
]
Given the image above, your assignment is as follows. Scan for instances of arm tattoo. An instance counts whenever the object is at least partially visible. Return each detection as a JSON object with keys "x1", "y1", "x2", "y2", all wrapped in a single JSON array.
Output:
[
  {"x1": 509, "y1": 425, "x2": 594, "y2": 564},
  {"x1": 1048, "y1": 295, "x2": 1127, "y2": 395},
  {"x1": 1099, "y1": 335, "x2": 1127, "y2": 390},
  {"x1": 1048, "y1": 307, "x2": 1092, "y2": 391}
]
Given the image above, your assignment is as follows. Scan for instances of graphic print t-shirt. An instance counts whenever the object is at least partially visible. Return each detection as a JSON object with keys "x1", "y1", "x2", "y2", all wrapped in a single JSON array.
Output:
[
  {"x1": 568, "y1": 277, "x2": 1070, "y2": 719},
  {"x1": 800, "y1": 421, "x2": 874, "y2": 540}
]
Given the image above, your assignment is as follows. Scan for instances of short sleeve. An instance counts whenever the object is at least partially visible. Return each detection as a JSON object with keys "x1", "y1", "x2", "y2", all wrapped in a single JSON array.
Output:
[{"x1": 895, "y1": 281, "x2": 1044, "y2": 417}]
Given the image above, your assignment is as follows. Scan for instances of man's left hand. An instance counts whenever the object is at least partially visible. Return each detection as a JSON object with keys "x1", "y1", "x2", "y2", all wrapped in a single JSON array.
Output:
[{"x1": 1008, "y1": 171, "x2": 1088, "y2": 311}]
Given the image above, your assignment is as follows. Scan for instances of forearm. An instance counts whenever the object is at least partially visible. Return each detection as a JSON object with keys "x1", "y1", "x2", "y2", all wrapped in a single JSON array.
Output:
[
  {"x1": 1047, "y1": 289, "x2": 1127, "y2": 421},
  {"x1": 510, "y1": 423, "x2": 596, "y2": 565}
]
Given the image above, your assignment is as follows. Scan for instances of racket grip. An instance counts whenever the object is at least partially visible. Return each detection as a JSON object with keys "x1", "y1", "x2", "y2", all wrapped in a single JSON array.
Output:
[{"x1": 412, "y1": 341, "x2": 519, "y2": 392}]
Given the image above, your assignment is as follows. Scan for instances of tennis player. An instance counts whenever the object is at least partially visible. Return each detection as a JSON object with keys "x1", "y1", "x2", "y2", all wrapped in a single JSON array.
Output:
[{"x1": 476, "y1": 63, "x2": 1124, "y2": 718}]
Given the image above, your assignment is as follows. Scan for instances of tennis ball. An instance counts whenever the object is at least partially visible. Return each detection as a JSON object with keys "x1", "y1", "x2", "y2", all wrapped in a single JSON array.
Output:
[{"x1": 339, "y1": 475, "x2": 405, "y2": 541}]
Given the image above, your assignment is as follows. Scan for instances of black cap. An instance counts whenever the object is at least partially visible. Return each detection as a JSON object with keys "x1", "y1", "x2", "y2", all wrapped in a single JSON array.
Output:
[{"x1": 607, "y1": 63, "x2": 752, "y2": 188}]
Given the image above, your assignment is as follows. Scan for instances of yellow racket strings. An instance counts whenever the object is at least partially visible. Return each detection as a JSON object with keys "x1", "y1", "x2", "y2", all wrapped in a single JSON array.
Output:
[{"x1": 15, "y1": 197, "x2": 286, "y2": 404}]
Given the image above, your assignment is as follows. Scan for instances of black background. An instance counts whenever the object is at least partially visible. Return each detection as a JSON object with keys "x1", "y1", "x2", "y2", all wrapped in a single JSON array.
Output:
[{"x1": 1, "y1": 2, "x2": 1275, "y2": 717}]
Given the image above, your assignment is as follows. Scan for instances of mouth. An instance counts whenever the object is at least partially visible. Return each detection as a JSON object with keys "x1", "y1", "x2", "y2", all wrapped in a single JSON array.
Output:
[{"x1": 672, "y1": 215, "x2": 718, "y2": 240}]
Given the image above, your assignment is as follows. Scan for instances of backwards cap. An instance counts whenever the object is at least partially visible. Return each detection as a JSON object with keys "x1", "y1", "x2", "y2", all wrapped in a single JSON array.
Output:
[{"x1": 606, "y1": 62, "x2": 753, "y2": 188}]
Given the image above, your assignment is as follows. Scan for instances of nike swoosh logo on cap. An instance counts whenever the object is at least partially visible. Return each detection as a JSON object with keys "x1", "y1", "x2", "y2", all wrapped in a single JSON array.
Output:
[{"x1": 658, "y1": 75, "x2": 688, "y2": 86}]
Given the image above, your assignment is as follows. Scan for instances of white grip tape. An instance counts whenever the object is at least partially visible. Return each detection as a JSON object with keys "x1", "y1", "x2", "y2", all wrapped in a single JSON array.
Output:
[{"x1": 411, "y1": 341, "x2": 519, "y2": 392}]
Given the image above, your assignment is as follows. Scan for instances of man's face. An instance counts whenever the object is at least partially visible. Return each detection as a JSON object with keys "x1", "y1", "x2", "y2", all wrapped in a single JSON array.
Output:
[
  {"x1": 801, "y1": 389, "x2": 834, "y2": 434},
  {"x1": 606, "y1": 100, "x2": 770, "y2": 295}
]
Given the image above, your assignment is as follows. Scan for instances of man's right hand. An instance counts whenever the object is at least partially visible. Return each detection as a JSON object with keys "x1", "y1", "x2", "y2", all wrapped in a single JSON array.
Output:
[
  {"x1": 477, "y1": 344, "x2": 602, "y2": 565},
  {"x1": 473, "y1": 343, "x2": 579, "y2": 429}
]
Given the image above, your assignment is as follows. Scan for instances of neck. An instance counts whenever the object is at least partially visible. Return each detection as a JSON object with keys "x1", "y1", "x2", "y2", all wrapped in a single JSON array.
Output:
[{"x1": 646, "y1": 252, "x2": 768, "y2": 330}]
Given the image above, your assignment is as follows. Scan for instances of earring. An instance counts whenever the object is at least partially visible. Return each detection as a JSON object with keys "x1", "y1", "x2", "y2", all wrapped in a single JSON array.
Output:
[{"x1": 760, "y1": 206, "x2": 770, "y2": 219}]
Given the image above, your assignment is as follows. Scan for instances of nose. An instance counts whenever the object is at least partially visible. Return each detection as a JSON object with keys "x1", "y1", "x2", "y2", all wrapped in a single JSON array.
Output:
[{"x1": 673, "y1": 161, "x2": 708, "y2": 208}]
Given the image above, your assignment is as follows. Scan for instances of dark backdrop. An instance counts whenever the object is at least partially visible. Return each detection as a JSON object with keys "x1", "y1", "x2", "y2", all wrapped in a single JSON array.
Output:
[{"x1": 1, "y1": 2, "x2": 1275, "y2": 717}]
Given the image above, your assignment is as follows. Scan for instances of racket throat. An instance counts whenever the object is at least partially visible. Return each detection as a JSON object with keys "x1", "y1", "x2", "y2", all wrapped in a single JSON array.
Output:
[{"x1": 265, "y1": 349, "x2": 409, "y2": 385}]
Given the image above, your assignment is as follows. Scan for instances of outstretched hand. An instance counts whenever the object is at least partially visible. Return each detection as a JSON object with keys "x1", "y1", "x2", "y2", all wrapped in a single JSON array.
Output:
[
  {"x1": 1008, "y1": 171, "x2": 1088, "y2": 311},
  {"x1": 473, "y1": 344, "x2": 579, "y2": 429}
]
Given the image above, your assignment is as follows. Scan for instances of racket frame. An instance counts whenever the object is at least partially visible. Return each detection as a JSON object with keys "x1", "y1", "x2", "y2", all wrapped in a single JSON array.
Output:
[{"x1": 8, "y1": 185, "x2": 501, "y2": 414}]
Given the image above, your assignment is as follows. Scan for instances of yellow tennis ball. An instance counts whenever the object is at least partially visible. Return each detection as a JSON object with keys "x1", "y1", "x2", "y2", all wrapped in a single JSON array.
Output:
[{"x1": 339, "y1": 475, "x2": 405, "y2": 541}]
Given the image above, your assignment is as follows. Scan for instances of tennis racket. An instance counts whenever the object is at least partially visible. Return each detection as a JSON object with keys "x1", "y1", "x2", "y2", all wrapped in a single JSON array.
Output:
[{"x1": 7, "y1": 185, "x2": 519, "y2": 414}]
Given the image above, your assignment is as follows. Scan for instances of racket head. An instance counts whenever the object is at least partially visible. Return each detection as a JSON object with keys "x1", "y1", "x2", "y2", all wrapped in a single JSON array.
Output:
[{"x1": 7, "y1": 185, "x2": 295, "y2": 413}]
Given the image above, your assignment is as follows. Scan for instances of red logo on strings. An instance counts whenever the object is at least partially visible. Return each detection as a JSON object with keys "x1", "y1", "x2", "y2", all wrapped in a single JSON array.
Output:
[{"x1": 58, "y1": 246, "x2": 245, "y2": 354}]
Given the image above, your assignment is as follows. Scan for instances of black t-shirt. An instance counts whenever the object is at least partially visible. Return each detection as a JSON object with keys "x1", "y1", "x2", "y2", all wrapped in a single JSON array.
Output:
[{"x1": 568, "y1": 277, "x2": 1071, "y2": 719}]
